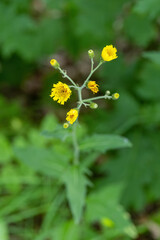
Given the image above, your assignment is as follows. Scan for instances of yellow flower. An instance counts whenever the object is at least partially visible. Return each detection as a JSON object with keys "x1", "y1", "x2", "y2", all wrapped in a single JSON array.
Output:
[
  {"x1": 112, "y1": 92, "x2": 120, "y2": 100},
  {"x1": 101, "y1": 45, "x2": 118, "y2": 61},
  {"x1": 50, "y1": 59, "x2": 59, "y2": 68},
  {"x1": 101, "y1": 217, "x2": 115, "y2": 228},
  {"x1": 66, "y1": 109, "x2": 78, "y2": 124},
  {"x1": 50, "y1": 81, "x2": 71, "y2": 105},
  {"x1": 88, "y1": 81, "x2": 99, "y2": 94}
]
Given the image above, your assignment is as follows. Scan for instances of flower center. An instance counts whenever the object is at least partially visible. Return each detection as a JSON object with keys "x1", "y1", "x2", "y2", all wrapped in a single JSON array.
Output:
[{"x1": 107, "y1": 49, "x2": 113, "y2": 56}]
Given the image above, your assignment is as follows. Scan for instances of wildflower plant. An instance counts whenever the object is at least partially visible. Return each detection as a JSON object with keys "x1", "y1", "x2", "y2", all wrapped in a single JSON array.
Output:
[
  {"x1": 50, "y1": 45, "x2": 119, "y2": 165},
  {"x1": 15, "y1": 45, "x2": 136, "y2": 239}
]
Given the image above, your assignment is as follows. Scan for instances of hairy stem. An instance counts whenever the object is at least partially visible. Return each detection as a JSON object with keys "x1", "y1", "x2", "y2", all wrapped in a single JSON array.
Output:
[
  {"x1": 81, "y1": 61, "x2": 103, "y2": 89},
  {"x1": 72, "y1": 123, "x2": 79, "y2": 165},
  {"x1": 58, "y1": 67, "x2": 77, "y2": 87},
  {"x1": 83, "y1": 95, "x2": 112, "y2": 102}
]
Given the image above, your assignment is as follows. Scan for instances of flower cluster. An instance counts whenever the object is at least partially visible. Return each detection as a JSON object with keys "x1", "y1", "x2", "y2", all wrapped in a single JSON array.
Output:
[{"x1": 49, "y1": 44, "x2": 119, "y2": 127}]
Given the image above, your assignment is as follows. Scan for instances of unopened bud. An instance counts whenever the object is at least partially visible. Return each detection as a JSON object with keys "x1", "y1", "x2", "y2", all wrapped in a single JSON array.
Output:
[
  {"x1": 63, "y1": 122, "x2": 69, "y2": 129},
  {"x1": 88, "y1": 49, "x2": 95, "y2": 59},
  {"x1": 90, "y1": 102, "x2": 98, "y2": 109},
  {"x1": 50, "y1": 59, "x2": 60, "y2": 69},
  {"x1": 112, "y1": 93, "x2": 120, "y2": 100},
  {"x1": 106, "y1": 90, "x2": 110, "y2": 95}
]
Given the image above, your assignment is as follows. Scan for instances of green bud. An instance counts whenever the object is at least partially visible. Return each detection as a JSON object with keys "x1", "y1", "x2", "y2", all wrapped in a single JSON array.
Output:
[
  {"x1": 90, "y1": 102, "x2": 98, "y2": 109},
  {"x1": 88, "y1": 49, "x2": 95, "y2": 59},
  {"x1": 106, "y1": 90, "x2": 110, "y2": 95},
  {"x1": 63, "y1": 122, "x2": 69, "y2": 129}
]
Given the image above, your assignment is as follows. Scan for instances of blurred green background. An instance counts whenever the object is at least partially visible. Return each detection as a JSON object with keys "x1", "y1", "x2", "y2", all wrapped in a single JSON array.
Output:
[{"x1": 0, "y1": 0, "x2": 160, "y2": 239}]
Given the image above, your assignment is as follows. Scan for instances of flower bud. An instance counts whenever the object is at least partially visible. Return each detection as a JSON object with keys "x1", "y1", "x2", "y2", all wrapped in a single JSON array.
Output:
[
  {"x1": 63, "y1": 122, "x2": 69, "y2": 129},
  {"x1": 89, "y1": 102, "x2": 98, "y2": 109},
  {"x1": 112, "y1": 93, "x2": 120, "y2": 100},
  {"x1": 88, "y1": 49, "x2": 95, "y2": 59},
  {"x1": 50, "y1": 59, "x2": 60, "y2": 69},
  {"x1": 106, "y1": 90, "x2": 110, "y2": 95}
]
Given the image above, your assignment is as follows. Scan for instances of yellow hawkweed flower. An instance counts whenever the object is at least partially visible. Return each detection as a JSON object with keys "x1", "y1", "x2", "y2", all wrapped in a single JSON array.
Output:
[
  {"x1": 50, "y1": 59, "x2": 59, "y2": 68},
  {"x1": 50, "y1": 81, "x2": 71, "y2": 105},
  {"x1": 112, "y1": 92, "x2": 120, "y2": 100},
  {"x1": 101, "y1": 45, "x2": 118, "y2": 61},
  {"x1": 88, "y1": 81, "x2": 99, "y2": 94},
  {"x1": 101, "y1": 217, "x2": 115, "y2": 228},
  {"x1": 66, "y1": 109, "x2": 78, "y2": 124}
]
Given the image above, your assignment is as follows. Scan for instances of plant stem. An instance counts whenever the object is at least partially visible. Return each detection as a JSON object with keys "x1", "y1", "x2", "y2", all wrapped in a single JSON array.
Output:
[
  {"x1": 58, "y1": 67, "x2": 77, "y2": 87},
  {"x1": 81, "y1": 61, "x2": 103, "y2": 89},
  {"x1": 83, "y1": 95, "x2": 112, "y2": 102},
  {"x1": 91, "y1": 58, "x2": 94, "y2": 72},
  {"x1": 72, "y1": 123, "x2": 79, "y2": 165}
]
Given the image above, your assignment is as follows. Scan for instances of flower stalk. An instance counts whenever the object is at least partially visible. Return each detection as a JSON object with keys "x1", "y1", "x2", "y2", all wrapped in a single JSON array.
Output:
[{"x1": 49, "y1": 45, "x2": 119, "y2": 165}]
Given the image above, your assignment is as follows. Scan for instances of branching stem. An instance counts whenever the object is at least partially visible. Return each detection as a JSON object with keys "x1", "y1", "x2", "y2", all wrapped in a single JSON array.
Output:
[
  {"x1": 58, "y1": 67, "x2": 77, "y2": 88},
  {"x1": 59, "y1": 59, "x2": 105, "y2": 165}
]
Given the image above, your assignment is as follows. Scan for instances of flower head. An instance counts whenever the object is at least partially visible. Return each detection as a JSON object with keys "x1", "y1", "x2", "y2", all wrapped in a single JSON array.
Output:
[
  {"x1": 112, "y1": 92, "x2": 120, "y2": 100},
  {"x1": 101, "y1": 45, "x2": 118, "y2": 61},
  {"x1": 66, "y1": 109, "x2": 78, "y2": 124},
  {"x1": 50, "y1": 81, "x2": 71, "y2": 105},
  {"x1": 50, "y1": 59, "x2": 60, "y2": 69},
  {"x1": 88, "y1": 81, "x2": 99, "y2": 94}
]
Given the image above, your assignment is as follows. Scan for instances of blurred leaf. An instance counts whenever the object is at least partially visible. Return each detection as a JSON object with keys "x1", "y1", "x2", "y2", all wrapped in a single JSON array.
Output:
[
  {"x1": 40, "y1": 114, "x2": 58, "y2": 132},
  {"x1": 0, "y1": 2, "x2": 64, "y2": 60},
  {"x1": 136, "y1": 62, "x2": 160, "y2": 101},
  {"x1": 133, "y1": 0, "x2": 160, "y2": 19},
  {"x1": 0, "y1": 220, "x2": 9, "y2": 240},
  {"x1": 140, "y1": 102, "x2": 160, "y2": 125},
  {"x1": 103, "y1": 132, "x2": 160, "y2": 210},
  {"x1": 0, "y1": 134, "x2": 13, "y2": 163},
  {"x1": 41, "y1": 127, "x2": 70, "y2": 141},
  {"x1": 14, "y1": 146, "x2": 68, "y2": 178},
  {"x1": 28, "y1": 129, "x2": 47, "y2": 147},
  {"x1": 143, "y1": 51, "x2": 160, "y2": 65},
  {"x1": 53, "y1": 220, "x2": 79, "y2": 240},
  {"x1": 124, "y1": 13, "x2": 157, "y2": 47},
  {"x1": 64, "y1": 166, "x2": 88, "y2": 223},
  {"x1": 79, "y1": 134, "x2": 132, "y2": 153},
  {"x1": 73, "y1": 0, "x2": 127, "y2": 48},
  {"x1": 86, "y1": 184, "x2": 137, "y2": 239}
]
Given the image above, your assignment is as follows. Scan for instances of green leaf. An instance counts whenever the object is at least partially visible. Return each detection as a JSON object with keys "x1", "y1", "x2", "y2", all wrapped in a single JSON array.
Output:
[
  {"x1": 41, "y1": 127, "x2": 70, "y2": 142},
  {"x1": 86, "y1": 184, "x2": 137, "y2": 239},
  {"x1": 124, "y1": 13, "x2": 157, "y2": 47},
  {"x1": 64, "y1": 166, "x2": 88, "y2": 224},
  {"x1": 14, "y1": 146, "x2": 68, "y2": 178},
  {"x1": 40, "y1": 114, "x2": 58, "y2": 132},
  {"x1": 143, "y1": 51, "x2": 160, "y2": 65},
  {"x1": 133, "y1": 0, "x2": 160, "y2": 19},
  {"x1": 0, "y1": 220, "x2": 9, "y2": 240},
  {"x1": 53, "y1": 221, "x2": 79, "y2": 240},
  {"x1": 136, "y1": 62, "x2": 160, "y2": 101},
  {"x1": 0, "y1": 134, "x2": 13, "y2": 163},
  {"x1": 79, "y1": 134, "x2": 132, "y2": 153},
  {"x1": 104, "y1": 132, "x2": 160, "y2": 210}
]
